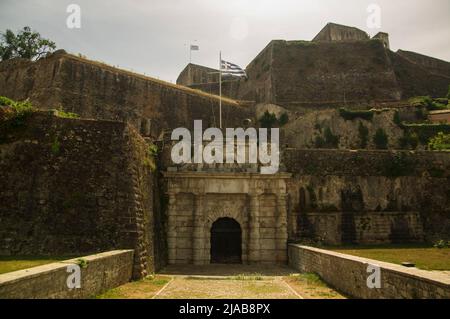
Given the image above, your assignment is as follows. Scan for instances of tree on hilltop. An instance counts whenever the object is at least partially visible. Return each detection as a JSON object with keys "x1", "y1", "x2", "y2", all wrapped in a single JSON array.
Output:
[{"x1": 0, "y1": 26, "x2": 56, "y2": 61}]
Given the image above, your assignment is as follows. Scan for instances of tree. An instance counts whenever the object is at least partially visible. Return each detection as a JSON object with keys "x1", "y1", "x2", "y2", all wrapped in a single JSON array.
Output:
[
  {"x1": 428, "y1": 132, "x2": 450, "y2": 150},
  {"x1": 259, "y1": 111, "x2": 278, "y2": 129},
  {"x1": 358, "y1": 122, "x2": 369, "y2": 149},
  {"x1": 373, "y1": 128, "x2": 388, "y2": 149},
  {"x1": 0, "y1": 26, "x2": 56, "y2": 61}
]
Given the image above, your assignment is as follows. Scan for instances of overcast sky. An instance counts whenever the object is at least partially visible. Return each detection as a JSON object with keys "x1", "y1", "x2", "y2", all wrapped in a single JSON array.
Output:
[{"x1": 1, "y1": 0, "x2": 449, "y2": 83}]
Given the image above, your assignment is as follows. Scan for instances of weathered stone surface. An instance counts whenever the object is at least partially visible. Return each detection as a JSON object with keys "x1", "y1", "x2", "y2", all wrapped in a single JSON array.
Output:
[
  {"x1": 0, "y1": 52, "x2": 253, "y2": 138},
  {"x1": 289, "y1": 245, "x2": 450, "y2": 299},
  {"x1": 164, "y1": 172, "x2": 290, "y2": 265},
  {"x1": 0, "y1": 112, "x2": 160, "y2": 278},
  {"x1": 0, "y1": 250, "x2": 133, "y2": 299}
]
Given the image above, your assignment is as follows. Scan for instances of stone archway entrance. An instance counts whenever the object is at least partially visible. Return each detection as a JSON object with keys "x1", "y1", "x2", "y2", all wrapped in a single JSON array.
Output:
[{"x1": 210, "y1": 218, "x2": 242, "y2": 264}]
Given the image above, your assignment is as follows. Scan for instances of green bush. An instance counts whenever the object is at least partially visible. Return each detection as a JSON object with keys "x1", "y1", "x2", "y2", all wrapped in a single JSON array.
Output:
[
  {"x1": 0, "y1": 96, "x2": 34, "y2": 143},
  {"x1": 393, "y1": 111, "x2": 401, "y2": 126},
  {"x1": 447, "y1": 85, "x2": 450, "y2": 99},
  {"x1": 410, "y1": 96, "x2": 448, "y2": 111},
  {"x1": 279, "y1": 113, "x2": 289, "y2": 126},
  {"x1": 415, "y1": 108, "x2": 428, "y2": 121},
  {"x1": 339, "y1": 108, "x2": 374, "y2": 121},
  {"x1": 358, "y1": 122, "x2": 369, "y2": 149},
  {"x1": 373, "y1": 128, "x2": 389, "y2": 149},
  {"x1": 433, "y1": 240, "x2": 450, "y2": 249},
  {"x1": 56, "y1": 110, "x2": 80, "y2": 119},
  {"x1": 398, "y1": 132, "x2": 419, "y2": 150},
  {"x1": 259, "y1": 111, "x2": 278, "y2": 129},
  {"x1": 314, "y1": 127, "x2": 339, "y2": 149},
  {"x1": 403, "y1": 123, "x2": 450, "y2": 145},
  {"x1": 259, "y1": 111, "x2": 289, "y2": 128},
  {"x1": 428, "y1": 132, "x2": 450, "y2": 150}
]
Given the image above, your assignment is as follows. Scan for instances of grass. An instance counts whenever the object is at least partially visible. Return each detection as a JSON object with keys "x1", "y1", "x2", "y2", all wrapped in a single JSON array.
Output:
[
  {"x1": 96, "y1": 275, "x2": 171, "y2": 299},
  {"x1": 327, "y1": 245, "x2": 450, "y2": 271},
  {"x1": 284, "y1": 273, "x2": 345, "y2": 299},
  {"x1": 0, "y1": 256, "x2": 73, "y2": 274}
]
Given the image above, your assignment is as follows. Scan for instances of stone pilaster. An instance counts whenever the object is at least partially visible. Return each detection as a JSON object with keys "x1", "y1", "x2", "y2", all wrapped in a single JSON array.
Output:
[
  {"x1": 248, "y1": 193, "x2": 261, "y2": 263},
  {"x1": 276, "y1": 193, "x2": 288, "y2": 262},
  {"x1": 167, "y1": 193, "x2": 177, "y2": 264},
  {"x1": 192, "y1": 193, "x2": 205, "y2": 265}
]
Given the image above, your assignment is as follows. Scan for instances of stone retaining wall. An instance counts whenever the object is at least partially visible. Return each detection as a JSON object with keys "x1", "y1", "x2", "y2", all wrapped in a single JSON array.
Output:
[
  {"x1": 0, "y1": 250, "x2": 133, "y2": 299},
  {"x1": 288, "y1": 244, "x2": 450, "y2": 299}
]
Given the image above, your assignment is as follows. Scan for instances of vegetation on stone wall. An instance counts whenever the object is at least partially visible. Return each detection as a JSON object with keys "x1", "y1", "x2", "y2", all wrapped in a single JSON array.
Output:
[
  {"x1": 314, "y1": 127, "x2": 340, "y2": 149},
  {"x1": 55, "y1": 109, "x2": 80, "y2": 119},
  {"x1": 144, "y1": 143, "x2": 159, "y2": 172},
  {"x1": 403, "y1": 123, "x2": 450, "y2": 146},
  {"x1": 358, "y1": 122, "x2": 369, "y2": 149},
  {"x1": 339, "y1": 108, "x2": 374, "y2": 121},
  {"x1": 259, "y1": 111, "x2": 289, "y2": 128},
  {"x1": 393, "y1": 111, "x2": 401, "y2": 126},
  {"x1": 428, "y1": 132, "x2": 450, "y2": 151},
  {"x1": 398, "y1": 131, "x2": 419, "y2": 150},
  {"x1": 373, "y1": 128, "x2": 388, "y2": 149},
  {"x1": 410, "y1": 96, "x2": 449, "y2": 111},
  {"x1": 0, "y1": 96, "x2": 34, "y2": 143}
]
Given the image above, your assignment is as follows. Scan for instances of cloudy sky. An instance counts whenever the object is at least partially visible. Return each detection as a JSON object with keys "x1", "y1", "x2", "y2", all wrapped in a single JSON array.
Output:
[{"x1": 1, "y1": 0, "x2": 449, "y2": 83}]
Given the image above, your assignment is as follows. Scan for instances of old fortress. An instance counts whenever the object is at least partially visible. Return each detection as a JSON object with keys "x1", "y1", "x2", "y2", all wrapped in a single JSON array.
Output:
[{"x1": 0, "y1": 23, "x2": 449, "y2": 278}]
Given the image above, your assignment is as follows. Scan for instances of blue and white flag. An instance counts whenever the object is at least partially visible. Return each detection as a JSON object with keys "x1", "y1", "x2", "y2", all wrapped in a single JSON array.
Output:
[{"x1": 221, "y1": 60, "x2": 247, "y2": 77}]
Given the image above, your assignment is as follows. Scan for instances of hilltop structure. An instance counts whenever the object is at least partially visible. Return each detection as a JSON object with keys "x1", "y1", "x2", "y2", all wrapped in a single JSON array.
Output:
[{"x1": 177, "y1": 23, "x2": 450, "y2": 107}]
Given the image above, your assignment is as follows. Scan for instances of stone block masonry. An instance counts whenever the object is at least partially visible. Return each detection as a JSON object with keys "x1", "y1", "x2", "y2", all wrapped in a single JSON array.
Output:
[
  {"x1": 0, "y1": 250, "x2": 133, "y2": 299},
  {"x1": 0, "y1": 112, "x2": 160, "y2": 279},
  {"x1": 288, "y1": 245, "x2": 450, "y2": 299}
]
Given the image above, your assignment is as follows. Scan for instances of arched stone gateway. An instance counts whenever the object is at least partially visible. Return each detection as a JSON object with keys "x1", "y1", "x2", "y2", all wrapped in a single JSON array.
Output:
[
  {"x1": 164, "y1": 171, "x2": 291, "y2": 265},
  {"x1": 210, "y1": 218, "x2": 242, "y2": 264}
]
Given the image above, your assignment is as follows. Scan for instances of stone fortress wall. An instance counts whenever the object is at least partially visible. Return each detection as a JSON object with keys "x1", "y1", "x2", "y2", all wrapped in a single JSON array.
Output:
[
  {"x1": 177, "y1": 23, "x2": 450, "y2": 106},
  {"x1": 0, "y1": 112, "x2": 161, "y2": 278},
  {"x1": 0, "y1": 51, "x2": 253, "y2": 139}
]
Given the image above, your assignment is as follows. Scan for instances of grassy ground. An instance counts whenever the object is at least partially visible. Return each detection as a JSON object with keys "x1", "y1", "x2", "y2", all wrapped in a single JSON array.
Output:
[
  {"x1": 283, "y1": 273, "x2": 345, "y2": 299},
  {"x1": 96, "y1": 275, "x2": 171, "y2": 299},
  {"x1": 0, "y1": 256, "x2": 72, "y2": 274},
  {"x1": 328, "y1": 245, "x2": 450, "y2": 271}
]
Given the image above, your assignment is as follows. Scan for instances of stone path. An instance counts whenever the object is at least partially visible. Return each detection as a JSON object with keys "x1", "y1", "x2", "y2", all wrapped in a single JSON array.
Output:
[
  {"x1": 154, "y1": 276, "x2": 301, "y2": 299},
  {"x1": 152, "y1": 264, "x2": 344, "y2": 299},
  {"x1": 98, "y1": 264, "x2": 345, "y2": 299}
]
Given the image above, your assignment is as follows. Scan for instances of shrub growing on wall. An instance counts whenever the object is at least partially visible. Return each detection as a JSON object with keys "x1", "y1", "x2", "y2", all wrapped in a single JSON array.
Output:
[
  {"x1": 373, "y1": 128, "x2": 388, "y2": 149},
  {"x1": 314, "y1": 127, "x2": 340, "y2": 149},
  {"x1": 339, "y1": 108, "x2": 374, "y2": 121},
  {"x1": 358, "y1": 122, "x2": 369, "y2": 149},
  {"x1": 428, "y1": 132, "x2": 450, "y2": 150}
]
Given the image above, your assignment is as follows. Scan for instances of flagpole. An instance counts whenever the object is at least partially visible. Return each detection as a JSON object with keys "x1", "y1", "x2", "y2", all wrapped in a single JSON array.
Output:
[{"x1": 219, "y1": 51, "x2": 222, "y2": 129}]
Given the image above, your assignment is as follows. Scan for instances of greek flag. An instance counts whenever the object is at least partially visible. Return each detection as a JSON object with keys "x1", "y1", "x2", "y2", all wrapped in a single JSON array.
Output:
[{"x1": 221, "y1": 60, "x2": 247, "y2": 77}]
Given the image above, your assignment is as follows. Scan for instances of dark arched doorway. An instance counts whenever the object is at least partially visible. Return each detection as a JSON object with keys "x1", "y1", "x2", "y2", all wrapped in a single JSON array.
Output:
[{"x1": 210, "y1": 218, "x2": 242, "y2": 264}]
